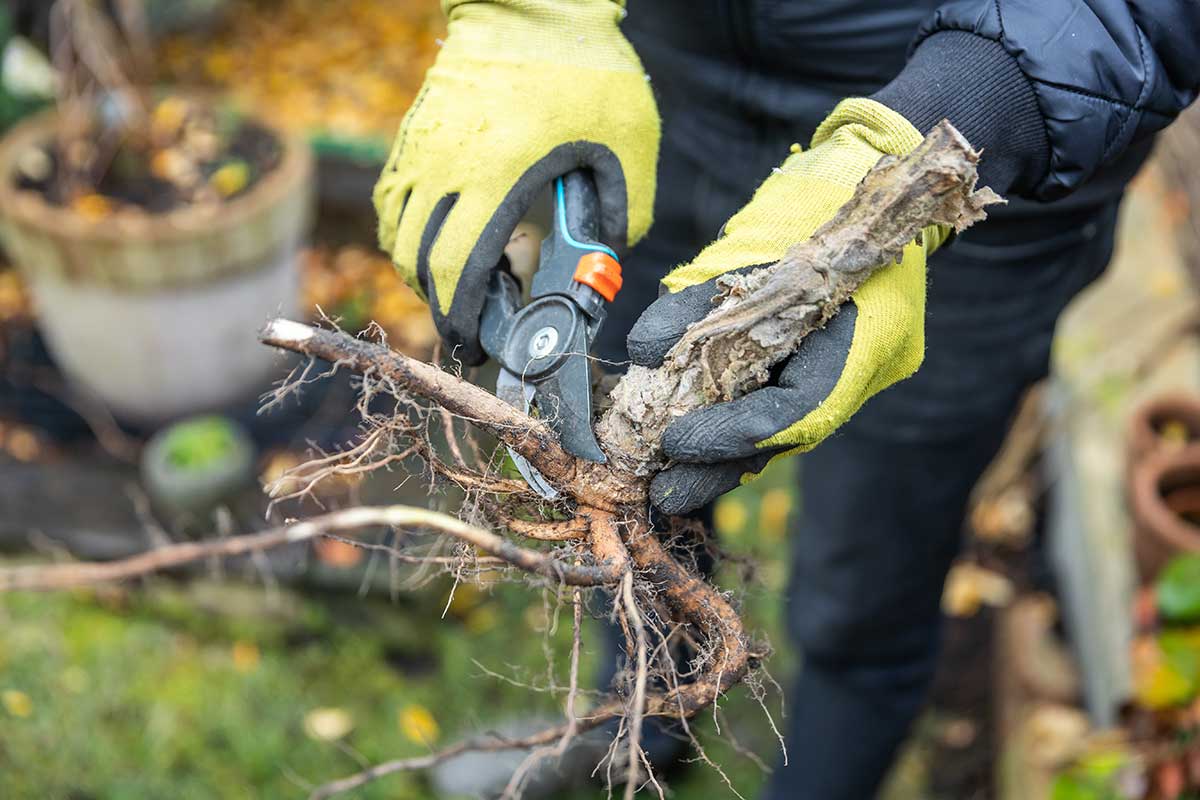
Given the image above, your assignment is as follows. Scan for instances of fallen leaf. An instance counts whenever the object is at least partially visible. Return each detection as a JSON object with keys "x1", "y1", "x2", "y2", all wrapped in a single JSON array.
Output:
[
  {"x1": 399, "y1": 704, "x2": 439, "y2": 745},
  {"x1": 970, "y1": 485, "x2": 1035, "y2": 546},
  {"x1": 151, "y1": 97, "x2": 190, "y2": 141},
  {"x1": 2, "y1": 689, "x2": 32, "y2": 718},
  {"x1": 304, "y1": 707, "x2": 354, "y2": 741},
  {"x1": 942, "y1": 573, "x2": 982, "y2": 618},
  {"x1": 150, "y1": 148, "x2": 198, "y2": 184},
  {"x1": 71, "y1": 193, "x2": 114, "y2": 222},
  {"x1": 231, "y1": 640, "x2": 261, "y2": 673},
  {"x1": 714, "y1": 497, "x2": 748, "y2": 536},
  {"x1": 5, "y1": 427, "x2": 41, "y2": 462},
  {"x1": 758, "y1": 487, "x2": 793, "y2": 541},
  {"x1": 1157, "y1": 554, "x2": 1200, "y2": 624},
  {"x1": 942, "y1": 562, "x2": 1014, "y2": 618},
  {"x1": 1131, "y1": 634, "x2": 1196, "y2": 710},
  {"x1": 313, "y1": 536, "x2": 365, "y2": 568},
  {"x1": 259, "y1": 450, "x2": 303, "y2": 491},
  {"x1": 210, "y1": 160, "x2": 251, "y2": 197},
  {"x1": 1025, "y1": 704, "x2": 1090, "y2": 768}
]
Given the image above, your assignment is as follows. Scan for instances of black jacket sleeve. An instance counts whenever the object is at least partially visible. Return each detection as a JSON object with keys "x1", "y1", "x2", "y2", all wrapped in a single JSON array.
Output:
[{"x1": 871, "y1": 0, "x2": 1200, "y2": 200}]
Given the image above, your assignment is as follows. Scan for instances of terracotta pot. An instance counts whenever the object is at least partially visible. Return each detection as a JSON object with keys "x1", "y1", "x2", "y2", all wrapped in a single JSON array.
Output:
[
  {"x1": 1131, "y1": 443, "x2": 1200, "y2": 582},
  {"x1": 1127, "y1": 393, "x2": 1200, "y2": 474},
  {"x1": 0, "y1": 101, "x2": 313, "y2": 424}
]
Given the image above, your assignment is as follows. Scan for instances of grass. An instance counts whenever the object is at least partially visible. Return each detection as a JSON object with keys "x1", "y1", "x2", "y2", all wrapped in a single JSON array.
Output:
[{"x1": 0, "y1": 462, "x2": 797, "y2": 799}]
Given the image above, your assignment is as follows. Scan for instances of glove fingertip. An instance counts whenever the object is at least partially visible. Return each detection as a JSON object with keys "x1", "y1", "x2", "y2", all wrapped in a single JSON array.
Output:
[
  {"x1": 626, "y1": 279, "x2": 723, "y2": 367},
  {"x1": 626, "y1": 331, "x2": 679, "y2": 368},
  {"x1": 649, "y1": 462, "x2": 750, "y2": 516},
  {"x1": 650, "y1": 469, "x2": 715, "y2": 516}
]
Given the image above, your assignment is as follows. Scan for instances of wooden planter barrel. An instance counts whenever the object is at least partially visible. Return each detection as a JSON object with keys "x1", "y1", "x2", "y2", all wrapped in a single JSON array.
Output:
[{"x1": 0, "y1": 107, "x2": 313, "y2": 424}]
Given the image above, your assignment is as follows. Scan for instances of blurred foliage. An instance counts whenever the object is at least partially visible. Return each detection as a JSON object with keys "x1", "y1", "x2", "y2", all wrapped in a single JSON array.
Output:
[
  {"x1": 156, "y1": 0, "x2": 444, "y2": 151},
  {"x1": 1131, "y1": 553, "x2": 1200, "y2": 711},
  {"x1": 0, "y1": 462, "x2": 798, "y2": 798},
  {"x1": 1050, "y1": 750, "x2": 1131, "y2": 800},
  {"x1": 0, "y1": 578, "x2": 590, "y2": 798},
  {"x1": 300, "y1": 245, "x2": 437, "y2": 356},
  {"x1": 1055, "y1": 552, "x2": 1200, "y2": 800},
  {"x1": 0, "y1": 7, "x2": 54, "y2": 132},
  {"x1": 1157, "y1": 554, "x2": 1200, "y2": 625}
]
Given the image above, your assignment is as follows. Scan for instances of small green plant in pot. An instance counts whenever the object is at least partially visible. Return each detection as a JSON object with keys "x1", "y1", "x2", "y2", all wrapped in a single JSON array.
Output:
[{"x1": 141, "y1": 414, "x2": 255, "y2": 522}]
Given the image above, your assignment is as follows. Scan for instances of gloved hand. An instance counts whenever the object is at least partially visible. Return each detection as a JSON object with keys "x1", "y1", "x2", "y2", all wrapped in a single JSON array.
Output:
[
  {"x1": 374, "y1": 0, "x2": 659, "y2": 364},
  {"x1": 628, "y1": 99, "x2": 949, "y2": 515}
]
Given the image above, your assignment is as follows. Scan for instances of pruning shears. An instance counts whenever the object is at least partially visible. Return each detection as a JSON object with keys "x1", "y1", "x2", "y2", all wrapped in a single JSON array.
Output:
[{"x1": 479, "y1": 170, "x2": 623, "y2": 500}]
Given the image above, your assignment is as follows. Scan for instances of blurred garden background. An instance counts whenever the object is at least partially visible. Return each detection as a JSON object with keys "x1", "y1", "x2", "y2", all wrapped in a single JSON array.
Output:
[{"x1": 2, "y1": 1, "x2": 1200, "y2": 799}]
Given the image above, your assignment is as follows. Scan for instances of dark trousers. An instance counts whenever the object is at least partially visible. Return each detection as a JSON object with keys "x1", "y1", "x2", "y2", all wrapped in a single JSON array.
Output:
[{"x1": 596, "y1": 125, "x2": 1122, "y2": 797}]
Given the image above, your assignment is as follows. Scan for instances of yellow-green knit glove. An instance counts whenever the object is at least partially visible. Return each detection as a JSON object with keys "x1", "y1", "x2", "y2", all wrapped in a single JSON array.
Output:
[
  {"x1": 373, "y1": 0, "x2": 660, "y2": 363},
  {"x1": 626, "y1": 98, "x2": 948, "y2": 514}
]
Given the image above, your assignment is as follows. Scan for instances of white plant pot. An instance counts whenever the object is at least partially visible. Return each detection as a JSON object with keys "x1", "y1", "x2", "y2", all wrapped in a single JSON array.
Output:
[{"x1": 0, "y1": 105, "x2": 313, "y2": 425}]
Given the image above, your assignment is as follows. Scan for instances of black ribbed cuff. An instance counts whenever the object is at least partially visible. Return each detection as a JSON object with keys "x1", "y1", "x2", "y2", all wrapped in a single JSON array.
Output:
[{"x1": 871, "y1": 30, "x2": 1049, "y2": 196}]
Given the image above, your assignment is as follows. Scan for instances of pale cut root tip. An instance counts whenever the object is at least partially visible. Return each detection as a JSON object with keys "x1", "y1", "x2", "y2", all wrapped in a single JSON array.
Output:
[{"x1": 261, "y1": 318, "x2": 315, "y2": 344}]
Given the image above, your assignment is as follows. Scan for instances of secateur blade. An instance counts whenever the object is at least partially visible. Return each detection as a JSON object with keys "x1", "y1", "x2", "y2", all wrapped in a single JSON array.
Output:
[
  {"x1": 495, "y1": 369, "x2": 561, "y2": 500},
  {"x1": 478, "y1": 170, "x2": 624, "y2": 498},
  {"x1": 532, "y1": 325, "x2": 606, "y2": 463}
]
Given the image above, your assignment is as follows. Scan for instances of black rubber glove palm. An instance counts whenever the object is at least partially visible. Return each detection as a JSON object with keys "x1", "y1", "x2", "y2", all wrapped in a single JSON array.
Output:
[{"x1": 628, "y1": 281, "x2": 860, "y2": 515}]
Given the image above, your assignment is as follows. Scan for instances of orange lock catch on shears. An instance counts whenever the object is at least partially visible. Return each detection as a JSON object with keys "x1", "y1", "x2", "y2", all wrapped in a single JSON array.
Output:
[{"x1": 573, "y1": 251, "x2": 622, "y2": 302}]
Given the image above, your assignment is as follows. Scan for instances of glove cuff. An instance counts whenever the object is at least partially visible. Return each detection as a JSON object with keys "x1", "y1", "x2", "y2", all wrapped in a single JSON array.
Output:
[
  {"x1": 870, "y1": 31, "x2": 1048, "y2": 196},
  {"x1": 811, "y1": 98, "x2": 925, "y2": 156}
]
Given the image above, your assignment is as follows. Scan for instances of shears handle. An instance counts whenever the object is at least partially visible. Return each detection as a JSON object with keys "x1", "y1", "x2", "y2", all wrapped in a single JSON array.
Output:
[{"x1": 529, "y1": 170, "x2": 623, "y2": 315}]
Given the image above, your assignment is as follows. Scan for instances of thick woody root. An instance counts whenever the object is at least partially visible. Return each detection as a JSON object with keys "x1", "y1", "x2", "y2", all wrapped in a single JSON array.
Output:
[
  {"x1": 262, "y1": 125, "x2": 999, "y2": 493},
  {"x1": 253, "y1": 122, "x2": 1000, "y2": 797},
  {"x1": 261, "y1": 320, "x2": 575, "y2": 476},
  {"x1": 255, "y1": 327, "x2": 752, "y2": 697},
  {"x1": 260, "y1": 319, "x2": 645, "y2": 510},
  {"x1": 0, "y1": 506, "x2": 625, "y2": 592},
  {"x1": 597, "y1": 120, "x2": 1003, "y2": 472},
  {"x1": 306, "y1": 513, "x2": 754, "y2": 800},
  {"x1": 621, "y1": 517, "x2": 755, "y2": 715}
]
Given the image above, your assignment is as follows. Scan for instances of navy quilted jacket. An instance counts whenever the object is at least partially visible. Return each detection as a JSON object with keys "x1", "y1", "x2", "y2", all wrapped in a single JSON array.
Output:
[
  {"x1": 897, "y1": 0, "x2": 1200, "y2": 199},
  {"x1": 626, "y1": 1, "x2": 1200, "y2": 202}
]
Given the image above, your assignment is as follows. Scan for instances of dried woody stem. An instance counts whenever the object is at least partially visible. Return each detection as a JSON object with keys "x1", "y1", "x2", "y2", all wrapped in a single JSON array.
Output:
[
  {"x1": 597, "y1": 120, "x2": 1002, "y2": 471},
  {"x1": 0, "y1": 505, "x2": 621, "y2": 592}
]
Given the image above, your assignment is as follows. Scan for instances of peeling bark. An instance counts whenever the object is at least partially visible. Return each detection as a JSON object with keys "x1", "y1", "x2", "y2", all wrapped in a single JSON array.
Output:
[{"x1": 597, "y1": 121, "x2": 1002, "y2": 472}]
